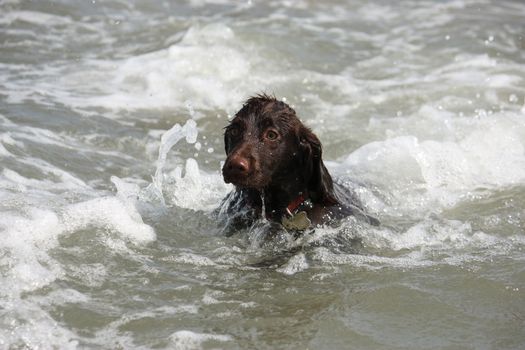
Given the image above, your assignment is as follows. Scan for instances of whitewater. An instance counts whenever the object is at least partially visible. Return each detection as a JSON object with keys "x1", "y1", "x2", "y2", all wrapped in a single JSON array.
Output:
[{"x1": 1, "y1": 1, "x2": 524, "y2": 349}]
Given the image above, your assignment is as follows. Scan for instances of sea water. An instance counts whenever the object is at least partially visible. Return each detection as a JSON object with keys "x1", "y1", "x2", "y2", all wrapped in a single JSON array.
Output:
[{"x1": 0, "y1": 0, "x2": 524, "y2": 349}]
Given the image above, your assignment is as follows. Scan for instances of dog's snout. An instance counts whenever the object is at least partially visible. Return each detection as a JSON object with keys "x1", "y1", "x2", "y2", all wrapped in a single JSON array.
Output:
[
  {"x1": 227, "y1": 155, "x2": 249, "y2": 174},
  {"x1": 223, "y1": 152, "x2": 252, "y2": 185}
]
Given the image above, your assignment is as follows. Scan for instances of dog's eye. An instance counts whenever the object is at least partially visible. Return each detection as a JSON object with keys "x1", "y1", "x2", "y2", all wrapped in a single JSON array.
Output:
[
  {"x1": 229, "y1": 128, "x2": 240, "y2": 137},
  {"x1": 265, "y1": 130, "x2": 279, "y2": 140}
]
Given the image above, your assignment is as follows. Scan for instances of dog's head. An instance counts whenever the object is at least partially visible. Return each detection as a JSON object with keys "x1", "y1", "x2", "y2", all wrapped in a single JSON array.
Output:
[{"x1": 222, "y1": 94, "x2": 337, "y2": 205}]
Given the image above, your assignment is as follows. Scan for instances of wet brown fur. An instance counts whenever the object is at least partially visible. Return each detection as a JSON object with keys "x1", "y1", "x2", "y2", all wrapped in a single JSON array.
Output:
[{"x1": 220, "y1": 94, "x2": 377, "y2": 233}]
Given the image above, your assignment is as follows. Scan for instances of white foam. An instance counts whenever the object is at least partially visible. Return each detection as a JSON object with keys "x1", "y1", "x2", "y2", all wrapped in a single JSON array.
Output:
[
  {"x1": 335, "y1": 110, "x2": 525, "y2": 216},
  {"x1": 0, "y1": 10, "x2": 74, "y2": 26},
  {"x1": 362, "y1": 219, "x2": 474, "y2": 251},
  {"x1": 0, "y1": 132, "x2": 22, "y2": 156},
  {"x1": 0, "y1": 186, "x2": 154, "y2": 303},
  {"x1": 40, "y1": 288, "x2": 90, "y2": 305},
  {"x1": 62, "y1": 196, "x2": 156, "y2": 244},
  {"x1": 0, "y1": 208, "x2": 64, "y2": 296},
  {"x1": 276, "y1": 252, "x2": 309, "y2": 275},
  {"x1": 0, "y1": 307, "x2": 79, "y2": 350},
  {"x1": 202, "y1": 291, "x2": 221, "y2": 305},
  {"x1": 90, "y1": 306, "x2": 202, "y2": 349},
  {"x1": 0, "y1": 207, "x2": 79, "y2": 349},
  {"x1": 172, "y1": 253, "x2": 218, "y2": 267},
  {"x1": 0, "y1": 141, "x2": 11, "y2": 156},
  {"x1": 164, "y1": 158, "x2": 232, "y2": 211},
  {"x1": 169, "y1": 330, "x2": 232, "y2": 349},
  {"x1": 53, "y1": 23, "x2": 264, "y2": 112},
  {"x1": 305, "y1": 212, "x2": 525, "y2": 270},
  {"x1": 312, "y1": 246, "x2": 434, "y2": 270},
  {"x1": 3, "y1": 160, "x2": 88, "y2": 191}
]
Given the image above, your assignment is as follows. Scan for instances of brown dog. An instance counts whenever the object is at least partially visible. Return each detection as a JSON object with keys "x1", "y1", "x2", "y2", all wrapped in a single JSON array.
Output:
[{"x1": 220, "y1": 94, "x2": 377, "y2": 235}]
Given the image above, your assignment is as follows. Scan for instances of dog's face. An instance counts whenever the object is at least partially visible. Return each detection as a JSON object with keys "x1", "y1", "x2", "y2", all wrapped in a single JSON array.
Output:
[
  {"x1": 222, "y1": 96, "x2": 302, "y2": 189},
  {"x1": 223, "y1": 94, "x2": 338, "y2": 206}
]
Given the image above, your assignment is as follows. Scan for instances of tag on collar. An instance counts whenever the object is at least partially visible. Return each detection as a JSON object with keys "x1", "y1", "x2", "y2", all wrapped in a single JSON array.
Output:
[{"x1": 282, "y1": 211, "x2": 311, "y2": 231}]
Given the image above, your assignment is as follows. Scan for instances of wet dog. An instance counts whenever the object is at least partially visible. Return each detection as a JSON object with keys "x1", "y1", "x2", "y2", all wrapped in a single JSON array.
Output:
[{"x1": 219, "y1": 94, "x2": 378, "y2": 235}]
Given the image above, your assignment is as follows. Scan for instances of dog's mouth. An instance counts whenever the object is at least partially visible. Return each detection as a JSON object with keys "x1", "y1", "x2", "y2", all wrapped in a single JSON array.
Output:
[
  {"x1": 222, "y1": 152, "x2": 273, "y2": 189},
  {"x1": 222, "y1": 172, "x2": 246, "y2": 186},
  {"x1": 223, "y1": 173, "x2": 257, "y2": 189},
  {"x1": 222, "y1": 168, "x2": 268, "y2": 190}
]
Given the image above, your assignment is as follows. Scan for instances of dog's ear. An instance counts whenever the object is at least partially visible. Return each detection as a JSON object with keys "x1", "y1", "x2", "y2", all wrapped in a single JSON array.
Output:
[
  {"x1": 224, "y1": 124, "x2": 235, "y2": 154},
  {"x1": 224, "y1": 131, "x2": 231, "y2": 154},
  {"x1": 298, "y1": 127, "x2": 338, "y2": 206}
]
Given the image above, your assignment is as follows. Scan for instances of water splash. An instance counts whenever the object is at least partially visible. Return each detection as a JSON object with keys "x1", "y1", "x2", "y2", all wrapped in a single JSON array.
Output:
[
  {"x1": 150, "y1": 118, "x2": 198, "y2": 204},
  {"x1": 145, "y1": 117, "x2": 231, "y2": 211}
]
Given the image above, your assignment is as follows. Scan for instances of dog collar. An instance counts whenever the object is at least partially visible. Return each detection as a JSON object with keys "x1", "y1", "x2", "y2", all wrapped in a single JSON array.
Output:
[
  {"x1": 285, "y1": 194, "x2": 306, "y2": 216},
  {"x1": 282, "y1": 194, "x2": 313, "y2": 231}
]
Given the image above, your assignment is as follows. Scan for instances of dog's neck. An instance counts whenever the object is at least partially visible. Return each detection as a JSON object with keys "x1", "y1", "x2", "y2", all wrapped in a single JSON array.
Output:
[
  {"x1": 236, "y1": 186, "x2": 308, "y2": 220},
  {"x1": 261, "y1": 179, "x2": 311, "y2": 220}
]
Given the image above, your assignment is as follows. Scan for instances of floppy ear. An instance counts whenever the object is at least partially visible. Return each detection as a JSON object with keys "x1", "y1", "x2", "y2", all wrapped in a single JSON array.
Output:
[
  {"x1": 224, "y1": 131, "x2": 230, "y2": 154},
  {"x1": 298, "y1": 127, "x2": 338, "y2": 206}
]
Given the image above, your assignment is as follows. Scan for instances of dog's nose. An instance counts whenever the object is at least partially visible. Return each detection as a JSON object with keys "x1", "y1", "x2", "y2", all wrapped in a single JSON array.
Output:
[
  {"x1": 226, "y1": 155, "x2": 249, "y2": 175},
  {"x1": 223, "y1": 153, "x2": 252, "y2": 185}
]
